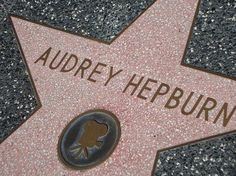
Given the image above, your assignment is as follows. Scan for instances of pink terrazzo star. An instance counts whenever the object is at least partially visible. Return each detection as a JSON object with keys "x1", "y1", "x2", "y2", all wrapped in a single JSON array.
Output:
[{"x1": 1, "y1": 0, "x2": 236, "y2": 175}]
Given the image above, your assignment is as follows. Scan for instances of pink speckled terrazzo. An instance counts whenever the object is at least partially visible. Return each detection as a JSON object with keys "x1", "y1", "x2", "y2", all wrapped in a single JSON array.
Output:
[{"x1": 1, "y1": 0, "x2": 235, "y2": 175}]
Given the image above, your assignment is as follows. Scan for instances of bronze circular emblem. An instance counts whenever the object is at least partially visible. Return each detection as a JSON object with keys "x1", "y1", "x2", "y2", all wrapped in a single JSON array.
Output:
[{"x1": 58, "y1": 109, "x2": 121, "y2": 169}]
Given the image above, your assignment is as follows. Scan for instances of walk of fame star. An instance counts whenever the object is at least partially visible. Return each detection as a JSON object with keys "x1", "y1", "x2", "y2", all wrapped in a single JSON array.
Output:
[{"x1": 0, "y1": 0, "x2": 235, "y2": 175}]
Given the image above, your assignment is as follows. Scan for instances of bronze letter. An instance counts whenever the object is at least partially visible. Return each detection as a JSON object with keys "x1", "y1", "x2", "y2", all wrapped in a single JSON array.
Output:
[
  {"x1": 34, "y1": 47, "x2": 51, "y2": 66},
  {"x1": 123, "y1": 74, "x2": 144, "y2": 95},
  {"x1": 150, "y1": 83, "x2": 170, "y2": 103},
  {"x1": 181, "y1": 92, "x2": 204, "y2": 115},
  {"x1": 164, "y1": 87, "x2": 184, "y2": 109},
  {"x1": 137, "y1": 78, "x2": 157, "y2": 100},
  {"x1": 196, "y1": 97, "x2": 217, "y2": 121},
  {"x1": 49, "y1": 51, "x2": 68, "y2": 70},
  {"x1": 104, "y1": 67, "x2": 123, "y2": 86},
  {"x1": 88, "y1": 62, "x2": 107, "y2": 83},
  {"x1": 213, "y1": 103, "x2": 236, "y2": 127},
  {"x1": 74, "y1": 58, "x2": 92, "y2": 78},
  {"x1": 61, "y1": 54, "x2": 78, "y2": 73}
]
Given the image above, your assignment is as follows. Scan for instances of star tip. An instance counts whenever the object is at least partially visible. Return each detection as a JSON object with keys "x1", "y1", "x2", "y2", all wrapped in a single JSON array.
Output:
[{"x1": 9, "y1": 14, "x2": 18, "y2": 22}]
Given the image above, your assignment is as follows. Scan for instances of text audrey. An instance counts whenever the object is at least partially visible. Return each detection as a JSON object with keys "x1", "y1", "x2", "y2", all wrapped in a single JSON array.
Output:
[{"x1": 34, "y1": 47, "x2": 236, "y2": 127}]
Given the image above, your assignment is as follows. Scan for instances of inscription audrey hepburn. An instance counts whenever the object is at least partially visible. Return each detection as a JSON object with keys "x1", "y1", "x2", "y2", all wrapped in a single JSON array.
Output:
[{"x1": 35, "y1": 47, "x2": 236, "y2": 127}]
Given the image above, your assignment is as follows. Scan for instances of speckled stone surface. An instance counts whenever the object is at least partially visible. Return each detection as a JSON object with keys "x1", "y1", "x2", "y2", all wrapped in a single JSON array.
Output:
[
  {"x1": 0, "y1": 0, "x2": 236, "y2": 175},
  {"x1": 154, "y1": 133, "x2": 236, "y2": 176},
  {"x1": 0, "y1": 0, "x2": 155, "y2": 141},
  {"x1": 183, "y1": 0, "x2": 236, "y2": 79},
  {"x1": 3, "y1": 5, "x2": 236, "y2": 174}
]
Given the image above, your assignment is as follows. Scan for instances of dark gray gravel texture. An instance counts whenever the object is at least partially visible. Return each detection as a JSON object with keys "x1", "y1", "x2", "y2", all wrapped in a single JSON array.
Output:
[
  {"x1": 0, "y1": 0, "x2": 236, "y2": 175},
  {"x1": 183, "y1": 0, "x2": 236, "y2": 79},
  {"x1": 154, "y1": 133, "x2": 236, "y2": 176}
]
